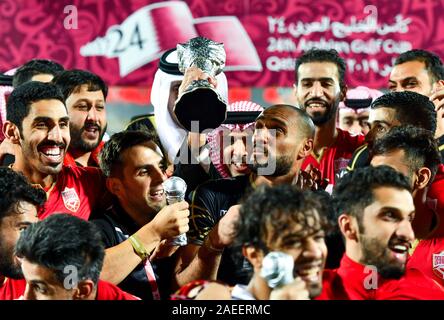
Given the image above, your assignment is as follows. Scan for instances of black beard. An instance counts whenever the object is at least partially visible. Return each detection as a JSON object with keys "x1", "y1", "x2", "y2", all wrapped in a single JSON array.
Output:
[
  {"x1": 304, "y1": 101, "x2": 339, "y2": 126},
  {"x1": 359, "y1": 235, "x2": 405, "y2": 280},
  {"x1": 69, "y1": 124, "x2": 107, "y2": 152},
  {"x1": 249, "y1": 154, "x2": 293, "y2": 177},
  {"x1": 310, "y1": 111, "x2": 333, "y2": 126},
  {"x1": 0, "y1": 249, "x2": 23, "y2": 279}
]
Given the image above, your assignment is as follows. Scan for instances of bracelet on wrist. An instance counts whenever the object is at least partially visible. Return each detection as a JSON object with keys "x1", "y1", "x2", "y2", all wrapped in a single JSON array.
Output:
[{"x1": 129, "y1": 234, "x2": 150, "y2": 261}]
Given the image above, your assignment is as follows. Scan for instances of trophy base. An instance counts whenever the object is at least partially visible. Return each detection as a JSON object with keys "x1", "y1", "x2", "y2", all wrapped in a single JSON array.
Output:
[{"x1": 175, "y1": 86, "x2": 227, "y2": 132}]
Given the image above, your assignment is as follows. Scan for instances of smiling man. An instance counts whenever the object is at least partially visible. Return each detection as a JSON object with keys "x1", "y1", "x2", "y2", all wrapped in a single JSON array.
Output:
[
  {"x1": 173, "y1": 104, "x2": 315, "y2": 290},
  {"x1": 178, "y1": 184, "x2": 328, "y2": 300},
  {"x1": 369, "y1": 126, "x2": 444, "y2": 287},
  {"x1": 232, "y1": 184, "x2": 327, "y2": 300},
  {"x1": 93, "y1": 130, "x2": 190, "y2": 300},
  {"x1": 52, "y1": 70, "x2": 108, "y2": 168},
  {"x1": 318, "y1": 166, "x2": 444, "y2": 300},
  {"x1": 207, "y1": 100, "x2": 264, "y2": 179},
  {"x1": 3, "y1": 81, "x2": 105, "y2": 220},
  {"x1": 294, "y1": 49, "x2": 365, "y2": 190},
  {"x1": 388, "y1": 49, "x2": 444, "y2": 153},
  {"x1": 389, "y1": 49, "x2": 443, "y2": 97}
]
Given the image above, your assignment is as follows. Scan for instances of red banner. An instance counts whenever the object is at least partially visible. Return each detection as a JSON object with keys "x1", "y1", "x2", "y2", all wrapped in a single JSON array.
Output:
[{"x1": 0, "y1": 0, "x2": 443, "y2": 89}]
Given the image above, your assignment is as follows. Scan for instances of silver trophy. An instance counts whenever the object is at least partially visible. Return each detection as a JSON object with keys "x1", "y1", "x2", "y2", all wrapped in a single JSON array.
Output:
[
  {"x1": 260, "y1": 251, "x2": 294, "y2": 289},
  {"x1": 163, "y1": 176, "x2": 188, "y2": 246},
  {"x1": 175, "y1": 36, "x2": 227, "y2": 132}
]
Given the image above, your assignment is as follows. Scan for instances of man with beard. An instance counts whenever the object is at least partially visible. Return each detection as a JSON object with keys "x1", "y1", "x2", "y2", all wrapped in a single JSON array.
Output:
[
  {"x1": 388, "y1": 49, "x2": 444, "y2": 149},
  {"x1": 0, "y1": 168, "x2": 45, "y2": 300},
  {"x1": 93, "y1": 130, "x2": 190, "y2": 300},
  {"x1": 52, "y1": 69, "x2": 107, "y2": 167},
  {"x1": 3, "y1": 81, "x2": 105, "y2": 220},
  {"x1": 369, "y1": 126, "x2": 444, "y2": 287},
  {"x1": 294, "y1": 49, "x2": 365, "y2": 191},
  {"x1": 346, "y1": 91, "x2": 437, "y2": 171},
  {"x1": 172, "y1": 104, "x2": 315, "y2": 290},
  {"x1": 1, "y1": 59, "x2": 64, "y2": 166},
  {"x1": 179, "y1": 184, "x2": 328, "y2": 300},
  {"x1": 318, "y1": 166, "x2": 444, "y2": 299}
]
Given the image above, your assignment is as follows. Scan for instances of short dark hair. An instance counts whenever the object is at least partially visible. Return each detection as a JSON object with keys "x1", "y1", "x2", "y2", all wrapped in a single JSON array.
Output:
[
  {"x1": 371, "y1": 91, "x2": 437, "y2": 134},
  {"x1": 6, "y1": 81, "x2": 66, "y2": 133},
  {"x1": 13, "y1": 59, "x2": 64, "y2": 88},
  {"x1": 333, "y1": 166, "x2": 412, "y2": 228},
  {"x1": 125, "y1": 115, "x2": 168, "y2": 163},
  {"x1": 52, "y1": 69, "x2": 108, "y2": 101},
  {"x1": 15, "y1": 214, "x2": 105, "y2": 286},
  {"x1": 372, "y1": 125, "x2": 441, "y2": 186},
  {"x1": 394, "y1": 49, "x2": 444, "y2": 83},
  {"x1": 295, "y1": 49, "x2": 346, "y2": 89},
  {"x1": 99, "y1": 130, "x2": 162, "y2": 177},
  {"x1": 236, "y1": 184, "x2": 326, "y2": 251},
  {"x1": 125, "y1": 114, "x2": 157, "y2": 133},
  {"x1": 265, "y1": 104, "x2": 316, "y2": 139},
  {"x1": 0, "y1": 168, "x2": 46, "y2": 220}
]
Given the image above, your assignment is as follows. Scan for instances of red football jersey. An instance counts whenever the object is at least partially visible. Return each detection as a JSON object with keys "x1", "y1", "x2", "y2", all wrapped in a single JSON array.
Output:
[
  {"x1": 0, "y1": 278, "x2": 26, "y2": 300},
  {"x1": 96, "y1": 280, "x2": 140, "y2": 300},
  {"x1": 302, "y1": 128, "x2": 365, "y2": 189},
  {"x1": 317, "y1": 255, "x2": 444, "y2": 300},
  {"x1": 0, "y1": 278, "x2": 139, "y2": 300},
  {"x1": 408, "y1": 239, "x2": 444, "y2": 288},
  {"x1": 63, "y1": 142, "x2": 104, "y2": 168},
  {"x1": 424, "y1": 164, "x2": 444, "y2": 238},
  {"x1": 38, "y1": 165, "x2": 106, "y2": 221},
  {"x1": 407, "y1": 164, "x2": 444, "y2": 287}
]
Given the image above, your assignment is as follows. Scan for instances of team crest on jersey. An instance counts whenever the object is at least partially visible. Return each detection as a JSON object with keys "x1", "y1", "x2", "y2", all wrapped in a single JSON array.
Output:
[
  {"x1": 433, "y1": 251, "x2": 444, "y2": 279},
  {"x1": 61, "y1": 187, "x2": 80, "y2": 212}
]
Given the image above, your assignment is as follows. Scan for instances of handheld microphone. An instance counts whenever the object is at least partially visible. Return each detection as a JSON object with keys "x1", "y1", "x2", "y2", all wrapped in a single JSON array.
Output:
[
  {"x1": 260, "y1": 251, "x2": 294, "y2": 289},
  {"x1": 163, "y1": 176, "x2": 188, "y2": 246}
]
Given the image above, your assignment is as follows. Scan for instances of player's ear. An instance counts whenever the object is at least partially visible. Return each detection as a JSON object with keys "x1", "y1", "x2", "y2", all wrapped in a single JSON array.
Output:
[
  {"x1": 73, "y1": 280, "x2": 94, "y2": 300},
  {"x1": 414, "y1": 167, "x2": 431, "y2": 190},
  {"x1": 3, "y1": 121, "x2": 21, "y2": 144},
  {"x1": 338, "y1": 214, "x2": 358, "y2": 241},
  {"x1": 340, "y1": 84, "x2": 348, "y2": 102},
  {"x1": 298, "y1": 138, "x2": 313, "y2": 159},
  {"x1": 106, "y1": 177, "x2": 122, "y2": 196}
]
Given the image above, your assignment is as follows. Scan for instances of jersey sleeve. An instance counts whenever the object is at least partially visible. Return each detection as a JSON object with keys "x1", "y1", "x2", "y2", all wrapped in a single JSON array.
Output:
[{"x1": 187, "y1": 183, "x2": 219, "y2": 246}]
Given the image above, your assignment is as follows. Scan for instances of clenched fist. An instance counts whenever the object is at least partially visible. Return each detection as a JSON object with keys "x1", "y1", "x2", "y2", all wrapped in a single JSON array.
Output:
[{"x1": 150, "y1": 201, "x2": 190, "y2": 240}]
